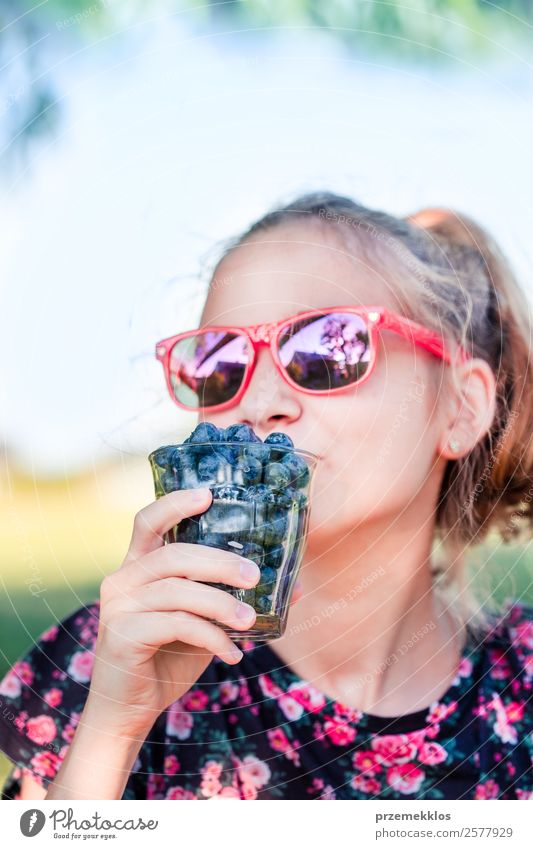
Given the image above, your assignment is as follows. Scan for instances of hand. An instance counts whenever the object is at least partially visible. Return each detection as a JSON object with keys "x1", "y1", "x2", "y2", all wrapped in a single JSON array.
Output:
[{"x1": 85, "y1": 488, "x2": 262, "y2": 736}]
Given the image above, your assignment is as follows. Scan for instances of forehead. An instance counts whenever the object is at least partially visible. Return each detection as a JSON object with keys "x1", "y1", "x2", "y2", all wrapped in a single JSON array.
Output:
[{"x1": 199, "y1": 221, "x2": 404, "y2": 326}]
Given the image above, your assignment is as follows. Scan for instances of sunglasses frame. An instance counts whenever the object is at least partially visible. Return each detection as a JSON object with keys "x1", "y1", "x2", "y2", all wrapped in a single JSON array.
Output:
[{"x1": 155, "y1": 305, "x2": 471, "y2": 413}]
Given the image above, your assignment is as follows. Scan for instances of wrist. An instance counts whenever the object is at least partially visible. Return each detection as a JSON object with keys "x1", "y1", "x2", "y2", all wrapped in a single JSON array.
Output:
[{"x1": 81, "y1": 692, "x2": 158, "y2": 741}]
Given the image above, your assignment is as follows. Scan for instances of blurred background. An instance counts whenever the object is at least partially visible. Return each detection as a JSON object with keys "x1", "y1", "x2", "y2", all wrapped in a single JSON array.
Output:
[{"x1": 1, "y1": 0, "x2": 533, "y2": 783}]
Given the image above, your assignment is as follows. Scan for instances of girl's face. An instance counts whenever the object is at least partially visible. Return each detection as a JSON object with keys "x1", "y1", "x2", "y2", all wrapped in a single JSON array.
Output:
[{"x1": 198, "y1": 222, "x2": 447, "y2": 547}]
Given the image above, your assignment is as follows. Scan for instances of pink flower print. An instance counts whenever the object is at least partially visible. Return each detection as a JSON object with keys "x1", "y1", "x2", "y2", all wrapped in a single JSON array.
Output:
[
  {"x1": 30, "y1": 750, "x2": 61, "y2": 779},
  {"x1": 287, "y1": 681, "x2": 327, "y2": 713},
  {"x1": 512, "y1": 619, "x2": 533, "y2": 650},
  {"x1": 426, "y1": 699, "x2": 458, "y2": 725},
  {"x1": 352, "y1": 750, "x2": 382, "y2": 776},
  {"x1": 323, "y1": 717, "x2": 357, "y2": 746},
  {"x1": 43, "y1": 688, "x2": 63, "y2": 708},
  {"x1": 318, "y1": 784, "x2": 336, "y2": 800},
  {"x1": 25, "y1": 714, "x2": 57, "y2": 745},
  {"x1": 165, "y1": 785, "x2": 196, "y2": 800},
  {"x1": 489, "y1": 694, "x2": 519, "y2": 745},
  {"x1": 11, "y1": 660, "x2": 34, "y2": 687},
  {"x1": 60, "y1": 712, "x2": 80, "y2": 744},
  {"x1": 386, "y1": 762, "x2": 425, "y2": 794},
  {"x1": 0, "y1": 669, "x2": 22, "y2": 698},
  {"x1": 237, "y1": 755, "x2": 271, "y2": 789},
  {"x1": 67, "y1": 650, "x2": 94, "y2": 683},
  {"x1": 181, "y1": 689, "x2": 209, "y2": 711},
  {"x1": 425, "y1": 723, "x2": 440, "y2": 739},
  {"x1": 333, "y1": 701, "x2": 363, "y2": 724},
  {"x1": 219, "y1": 681, "x2": 239, "y2": 704},
  {"x1": 474, "y1": 779, "x2": 500, "y2": 799},
  {"x1": 267, "y1": 727, "x2": 291, "y2": 752},
  {"x1": 371, "y1": 733, "x2": 418, "y2": 766},
  {"x1": 451, "y1": 656, "x2": 473, "y2": 686},
  {"x1": 147, "y1": 773, "x2": 166, "y2": 800},
  {"x1": 278, "y1": 694, "x2": 304, "y2": 720},
  {"x1": 200, "y1": 775, "x2": 223, "y2": 797},
  {"x1": 307, "y1": 778, "x2": 324, "y2": 793},
  {"x1": 211, "y1": 786, "x2": 241, "y2": 799},
  {"x1": 418, "y1": 741, "x2": 448, "y2": 765},
  {"x1": 201, "y1": 760, "x2": 223, "y2": 779},
  {"x1": 258, "y1": 673, "x2": 283, "y2": 698},
  {"x1": 351, "y1": 774, "x2": 381, "y2": 794},
  {"x1": 405, "y1": 729, "x2": 428, "y2": 747},
  {"x1": 241, "y1": 781, "x2": 258, "y2": 800},
  {"x1": 516, "y1": 789, "x2": 533, "y2": 800},
  {"x1": 489, "y1": 648, "x2": 511, "y2": 680},
  {"x1": 164, "y1": 754, "x2": 180, "y2": 775},
  {"x1": 14, "y1": 711, "x2": 28, "y2": 732},
  {"x1": 166, "y1": 703, "x2": 194, "y2": 740},
  {"x1": 505, "y1": 701, "x2": 524, "y2": 723},
  {"x1": 40, "y1": 624, "x2": 59, "y2": 642}
]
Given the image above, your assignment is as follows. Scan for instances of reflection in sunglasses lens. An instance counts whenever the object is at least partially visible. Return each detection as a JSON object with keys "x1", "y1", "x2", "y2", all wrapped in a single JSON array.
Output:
[
  {"x1": 277, "y1": 313, "x2": 371, "y2": 390},
  {"x1": 170, "y1": 331, "x2": 249, "y2": 408}
]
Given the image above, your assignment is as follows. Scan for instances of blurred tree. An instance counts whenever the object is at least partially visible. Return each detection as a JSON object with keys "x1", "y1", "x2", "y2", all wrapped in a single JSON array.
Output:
[{"x1": 1, "y1": 0, "x2": 532, "y2": 165}]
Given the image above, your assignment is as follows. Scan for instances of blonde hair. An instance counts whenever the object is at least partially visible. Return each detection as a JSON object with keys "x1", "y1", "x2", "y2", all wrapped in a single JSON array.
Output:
[{"x1": 208, "y1": 191, "x2": 533, "y2": 636}]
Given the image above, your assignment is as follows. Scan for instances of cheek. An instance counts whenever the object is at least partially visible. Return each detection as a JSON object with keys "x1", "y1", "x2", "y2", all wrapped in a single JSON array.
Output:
[{"x1": 307, "y1": 394, "x2": 437, "y2": 534}]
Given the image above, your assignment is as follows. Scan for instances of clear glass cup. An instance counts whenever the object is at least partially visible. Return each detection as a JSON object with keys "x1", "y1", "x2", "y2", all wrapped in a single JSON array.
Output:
[{"x1": 148, "y1": 440, "x2": 319, "y2": 640}]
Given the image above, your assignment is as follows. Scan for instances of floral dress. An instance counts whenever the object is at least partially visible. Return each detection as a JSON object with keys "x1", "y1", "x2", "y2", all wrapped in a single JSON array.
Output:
[{"x1": 0, "y1": 598, "x2": 531, "y2": 800}]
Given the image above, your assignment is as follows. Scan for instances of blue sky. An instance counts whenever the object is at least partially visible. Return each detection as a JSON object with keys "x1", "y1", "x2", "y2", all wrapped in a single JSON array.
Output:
[{"x1": 2, "y1": 21, "x2": 532, "y2": 475}]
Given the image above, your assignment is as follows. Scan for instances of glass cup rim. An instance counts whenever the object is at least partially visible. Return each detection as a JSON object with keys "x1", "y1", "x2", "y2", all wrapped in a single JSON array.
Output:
[{"x1": 149, "y1": 442, "x2": 320, "y2": 465}]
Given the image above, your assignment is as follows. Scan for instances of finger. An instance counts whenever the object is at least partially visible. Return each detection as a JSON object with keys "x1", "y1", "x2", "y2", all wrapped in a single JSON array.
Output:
[
  {"x1": 120, "y1": 577, "x2": 258, "y2": 632},
  {"x1": 106, "y1": 609, "x2": 245, "y2": 665},
  {"x1": 115, "y1": 542, "x2": 261, "y2": 591},
  {"x1": 126, "y1": 488, "x2": 213, "y2": 560}
]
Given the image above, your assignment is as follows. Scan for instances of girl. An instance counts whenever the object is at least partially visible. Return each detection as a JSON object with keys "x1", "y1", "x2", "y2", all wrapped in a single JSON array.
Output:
[{"x1": 1, "y1": 192, "x2": 532, "y2": 800}]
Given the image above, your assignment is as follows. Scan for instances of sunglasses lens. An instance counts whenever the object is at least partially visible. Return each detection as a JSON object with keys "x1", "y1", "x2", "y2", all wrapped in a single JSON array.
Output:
[
  {"x1": 169, "y1": 331, "x2": 250, "y2": 409},
  {"x1": 277, "y1": 312, "x2": 372, "y2": 390}
]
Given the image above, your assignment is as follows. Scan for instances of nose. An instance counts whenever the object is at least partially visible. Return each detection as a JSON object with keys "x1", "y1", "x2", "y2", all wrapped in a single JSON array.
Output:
[{"x1": 236, "y1": 345, "x2": 302, "y2": 435}]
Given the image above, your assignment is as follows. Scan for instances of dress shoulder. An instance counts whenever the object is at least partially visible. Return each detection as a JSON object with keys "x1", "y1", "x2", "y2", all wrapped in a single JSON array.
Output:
[{"x1": 0, "y1": 601, "x2": 100, "y2": 798}]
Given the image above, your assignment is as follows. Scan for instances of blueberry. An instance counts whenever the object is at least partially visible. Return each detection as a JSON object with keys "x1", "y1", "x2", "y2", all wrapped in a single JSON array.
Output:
[
  {"x1": 257, "y1": 580, "x2": 275, "y2": 596},
  {"x1": 273, "y1": 490, "x2": 296, "y2": 509},
  {"x1": 197, "y1": 454, "x2": 219, "y2": 482},
  {"x1": 264, "y1": 432, "x2": 294, "y2": 449},
  {"x1": 240, "y1": 541, "x2": 264, "y2": 565},
  {"x1": 281, "y1": 453, "x2": 310, "y2": 488},
  {"x1": 255, "y1": 594, "x2": 273, "y2": 613},
  {"x1": 151, "y1": 445, "x2": 173, "y2": 468},
  {"x1": 243, "y1": 443, "x2": 271, "y2": 465},
  {"x1": 263, "y1": 545, "x2": 284, "y2": 568},
  {"x1": 176, "y1": 517, "x2": 199, "y2": 544},
  {"x1": 263, "y1": 514, "x2": 289, "y2": 546},
  {"x1": 259, "y1": 566, "x2": 277, "y2": 584},
  {"x1": 264, "y1": 431, "x2": 294, "y2": 449},
  {"x1": 263, "y1": 462, "x2": 291, "y2": 491},
  {"x1": 243, "y1": 484, "x2": 277, "y2": 504},
  {"x1": 221, "y1": 424, "x2": 261, "y2": 443},
  {"x1": 235, "y1": 456, "x2": 262, "y2": 486},
  {"x1": 188, "y1": 422, "x2": 220, "y2": 444},
  {"x1": 161, "y1": 469, "x2": 178, "y2": 492}
]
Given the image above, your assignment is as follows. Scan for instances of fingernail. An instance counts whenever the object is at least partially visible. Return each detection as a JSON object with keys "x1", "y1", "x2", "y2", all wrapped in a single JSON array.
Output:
[
  {"x1": 240, "y1": 560, "x2": 260, "y2": 582},
  {"x1": 228, "y1": 647, "x2": 243, "y2": 662},
  {"x1": 192, "y1": 487, "x2": 210, "y2": 501},
  {"x1": 235, "y1": 601, "x2": 255, "y2": 620}
]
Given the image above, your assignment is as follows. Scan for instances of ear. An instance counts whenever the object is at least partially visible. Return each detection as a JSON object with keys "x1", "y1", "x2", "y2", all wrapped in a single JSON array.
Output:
[{"x1": 437, "y1": 358, "x2": 497, "y2": 460}]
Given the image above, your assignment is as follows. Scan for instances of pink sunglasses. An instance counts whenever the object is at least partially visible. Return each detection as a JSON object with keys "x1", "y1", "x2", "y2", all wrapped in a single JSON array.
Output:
[{"x1": 155, "y1": 305, "x2": 471, "y2": 412}]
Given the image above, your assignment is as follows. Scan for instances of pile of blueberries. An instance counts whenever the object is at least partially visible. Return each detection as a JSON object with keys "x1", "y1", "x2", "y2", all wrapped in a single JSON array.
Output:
[{"x1": 150, "y1": 422, "x2": 312, "y2": 616}]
